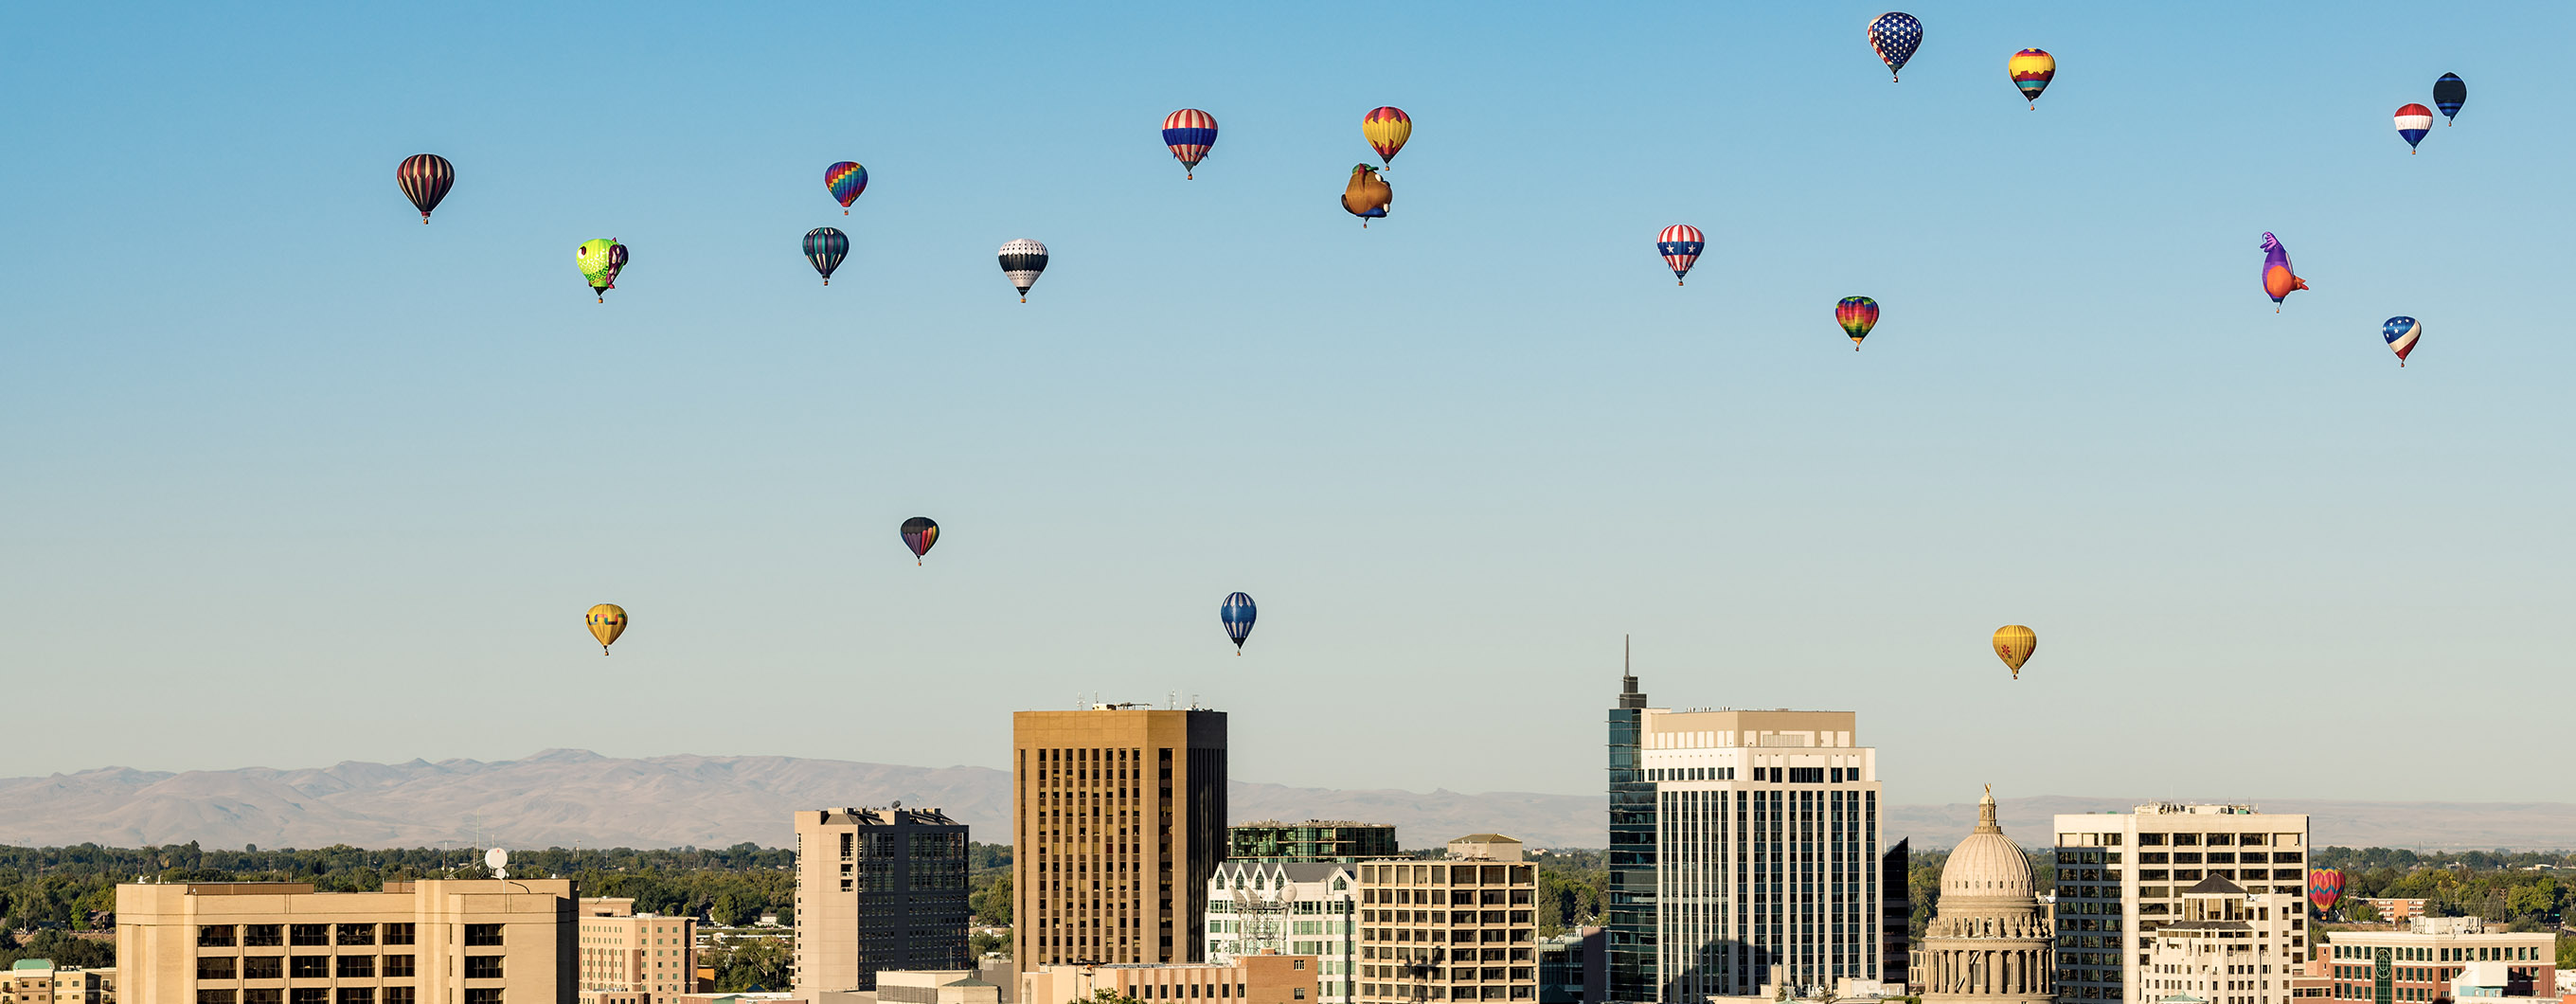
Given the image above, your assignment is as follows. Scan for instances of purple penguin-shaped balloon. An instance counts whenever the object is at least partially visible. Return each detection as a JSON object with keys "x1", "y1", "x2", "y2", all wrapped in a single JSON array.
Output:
[{"x1": 2259, "y1": 232, "x2": 2310, "y2": 313}]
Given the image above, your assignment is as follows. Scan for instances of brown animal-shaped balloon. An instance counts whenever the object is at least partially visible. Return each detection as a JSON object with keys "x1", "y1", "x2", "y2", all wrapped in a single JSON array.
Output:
[{"x1": 1340, "y1": 164, "x2": 1391, "y2": 227}]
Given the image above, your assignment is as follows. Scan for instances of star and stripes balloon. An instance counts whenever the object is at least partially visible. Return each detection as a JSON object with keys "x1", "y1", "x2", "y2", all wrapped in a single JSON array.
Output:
[
  {"x1": 803, "y1": 227, "x2": 849, "y2": 285},
  {"x1": 1868, "y1": 12, "x2": 1923, "y2": 82},
  {"x1": 2433, "y1": 73, "x2": 2466, "y2": 124},
  {"x1": 825, "y1": 161, "x2": 868, "y2": 214},
  {"x1": 2008, "y1": 48, "x2": 2055, "y2": 108},
  {"x1": 1161, "y1": 109, "x2": 1218, "y2": 180},
  {"x1": 1656, "y1": 224, "x2": 1705, "y2": 286},
  {"x1": 1221, "y1": 592, "x2": 1258, "y2": 654},
  {"x1": 998, "y1": 239, "x2": 1048, "y2": 302},
  {"x1": 2395, "y1": 104, "x2": 2433, "y2": 152},
  {"x1": 396, "y1": 153, "x2": 455, "y2": 224},
  {"x1": 2383, "y1": 316, "x2": 2421, "y2": 367},
  {"x1": 1836, "y1": 296, "x2": 1880, "y2": 350}
]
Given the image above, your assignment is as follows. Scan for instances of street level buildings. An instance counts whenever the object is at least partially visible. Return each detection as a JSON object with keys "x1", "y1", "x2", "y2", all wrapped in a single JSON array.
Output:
[
  {"x1": 2323, "y1": 917, "x2": 2557, "y2": 1004},
  {"x1": 1919, "y1": 789, "x2": 2052, "y2": 1004},
  {"x1": 115, "y1": 879, "x2": 578, "y2": 1004},
  {"x1": 1020, "y1": 956, "x2": 1317, "y2": 1004},
  {"x1": 1206, "y1": 862, "x2": 1360, "y2": 1004},
  {"x1": 2052, "y1": 803, "x2": 2313, "y2": 1004},
  {"x1": 1354, "y1": 834, "x2": 1540, "y2": 1004},
  {"x1": 1606, "y1": 672, "x2": 1888, "y2": 1003},
  {"x1": 1229, "y1": 823, "x2": 1400, "y2": 865},
  {"x1": 1013, "y1": 705, "x2": 1228, "y2": 974},
  {"x1": 794, "y1": 806, "x2": 973, "y2": 995},
  {"x1": 2, "y1": 960, "x2": 114, "y2": 1004},
  {"x1": 574, "y1": 897, "x2": 696, "y2": 997},
  {"x1": 2138, "y1": 877, "x2": 2302, "y2": 1004}
]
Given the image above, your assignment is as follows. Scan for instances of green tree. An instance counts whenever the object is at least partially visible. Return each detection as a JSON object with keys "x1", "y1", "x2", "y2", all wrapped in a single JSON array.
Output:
[
  {"x1": 970, "y1": 929, "x2": 1010, "y2": 959},
  {"x1": 707, "y1": 937, "x2": 793, "y2": 992},
  {"x1": 972, "y1": 871, "x2": 1014, "y2": 926}
]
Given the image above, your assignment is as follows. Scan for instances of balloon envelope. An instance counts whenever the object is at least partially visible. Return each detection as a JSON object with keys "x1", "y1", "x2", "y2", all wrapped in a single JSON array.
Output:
[
  {"x1": 1657, "y1": 224, "x2": 1706, "y2": 285},
  {"x1": 1992, "y1": 625, "x2": 2036, "y2": 678},
  {"x1": 1836, "y1": 296, "x2": 1880, "y2": 349},
  {"x1": 2395, "y1": 104, "x2": 2433, "y2": 151},
  {"x1": 2008, "y1": 48, "x2": 2054, "y2": 106},
  {"x1": 826, "y1": 161, "x2": 868, "y2": 210},
  {"x1": 1221, "y1": 592, "x2": 1258, "y2": 652},
  {"x1": 1868, "y1": 12, "x2": 1923, "y2": 81},
  {"x1": 2310, "y1": 869, "x2": 2345, "y2": 912},
  {"x1": 804, "y1": 227, "x2": 850, "y2": 284},
  {"x1": 998, "y1": 240, "x2": 1048, "y2": 301},
  {"x1": 1162, "y1": 109, "x2": 1218, "y2": 178},
  {"x1": 577, "y1": 240, "x2": 627, "y2": 300},
  {"x1": 901, "y1": 516, "x2": 939, "y2": 563},
  {"x1": 2383, "y1": 316, "x2": 2421, "y2": 366},
  {"x1": 397, "y1": 153, "x2": 455, "y2": 223},
  {"x1": 2433, "y1": 73, "x2": 2465, "y2": 123},
  {"x1": 2260, "y1": 232, "x2": 2307, "y2": 308},
  {"x1": 1363, "y1": 107, "x2": 1412, "y2": 166},
  {"x1": 586, "y1": 603, "x2": 628, "y2": 654}
]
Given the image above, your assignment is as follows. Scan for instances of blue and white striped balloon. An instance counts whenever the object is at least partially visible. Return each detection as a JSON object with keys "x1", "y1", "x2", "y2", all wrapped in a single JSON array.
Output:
[{"x1": 1221, "y1": 592, "x2": 1258, "y2": 654}]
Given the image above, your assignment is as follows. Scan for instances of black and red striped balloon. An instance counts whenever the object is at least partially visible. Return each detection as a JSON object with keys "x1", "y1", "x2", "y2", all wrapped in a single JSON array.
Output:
[{"x1": 397, "y1": 153, "x2": 455, "y2": 224}]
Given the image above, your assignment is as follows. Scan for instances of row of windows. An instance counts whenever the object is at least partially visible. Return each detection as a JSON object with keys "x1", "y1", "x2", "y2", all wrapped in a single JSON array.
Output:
[
  {"x1": 195, "y1": 990, "x2": 495, "y2": 1004},
  {"x1": 1356, "y1": 982, "x2": 1534, "y2": 999},
  {"x1": 195, "y1": 956, "x2": 425, "y2": 979},
  {"x1": 199, "y1": 925, "x2": 428, "y2": 948},
  {"x1": 2331, "y1": 943, "x2": 2542, "y2": 961},
  {"x1": 2058, "y1": 832, "x2": 2305, "y2": 848},
  {"x1": 1358, "y1": 866, "x2": 1536, "y2": 887}
]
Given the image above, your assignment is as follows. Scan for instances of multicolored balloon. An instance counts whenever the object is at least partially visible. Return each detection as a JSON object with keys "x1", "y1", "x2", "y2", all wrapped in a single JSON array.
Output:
[
  {"x1": 998, "y1": 239, "x2": 1048, "y2": 302},
  {"x1": 2395, "y1": 103, "x2": 2433, "y2": 152},
  {"x1": 1162, "y1": 109, "x2": 1218, "y2": 180},
  {"x1": 826, "y1": 161, "x2": 868, "y2": 214},
  {"x1": 803, "y1": 227, "x2": 849, "y2": 285},
  {"x1": 1363, "y1": 107, "x2": 1412, "y2": 167},
  {"x1": 396, "y1": 153, "x2": 455, "y2": 224},
  {"x1": 1657, "y1": 225, "x2": 1706, "y2": 286},
  {"x1": 1868, "y1": 12, "x2": 1923, "y2": 82},
  {"x1": 2008, "y1": 48, "x2": 2055, "y2": 108},
  {"x1": 1835, "y1": 296, "x2": 1880, "y2": 350},
  {"x1": 2433, "y1": 73, "x2": 2465, "y2": 124},
  {"x1": 577, "y1": 239, "x2": 629, "y2": 303},
  {"x1": 2310, "y1": 869, "x2": 2346, "y2": 913},
  {"x1": 901, "y1": 516, "x2": 939, "y2": 565},
  {"x1": 2260, "y1": 232, "x2": 2309, "y2": 312},
  {"x1": 1992, "y1": 624, "x2": 2036, "y2": 679},
  {"x1": 586, "y1": 603, "x2": 628, "y2": 655},
  {"x1": 1221, "y1": 592, "x2": 1258, "y2": 654},
  {"x1": 1341, "y1": 165, "x2": 1391, "y2": 227},
  {"x1": 2383, "y1": 316, "x2": 2421, "y2": 368}
]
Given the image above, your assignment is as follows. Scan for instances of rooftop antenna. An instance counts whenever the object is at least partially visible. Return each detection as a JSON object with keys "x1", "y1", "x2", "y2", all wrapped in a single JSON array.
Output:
[{"x1": 485, "y1": 848, "x2": 510, "y2": 881}]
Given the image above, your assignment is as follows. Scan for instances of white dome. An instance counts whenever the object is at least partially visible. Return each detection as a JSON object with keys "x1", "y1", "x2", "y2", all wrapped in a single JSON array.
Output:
[{"x1": 1939, "y1": 787, "x2": 2033, "y2": 899}]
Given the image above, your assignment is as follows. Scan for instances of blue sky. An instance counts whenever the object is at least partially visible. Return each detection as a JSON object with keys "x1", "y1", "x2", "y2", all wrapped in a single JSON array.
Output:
[{"x1": 4, "y1": 3, "x2": 2568, "y2": 810}]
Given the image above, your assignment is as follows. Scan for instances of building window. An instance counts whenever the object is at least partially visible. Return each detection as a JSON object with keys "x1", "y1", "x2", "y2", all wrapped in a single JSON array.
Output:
[
  {"x1": 337, "y1": 956, "x2": 376, "y2": 978},
  {"x1": 336, "y1": 991, "x2": 375, "y2": 1004},
  {"x1": 383, "y1": 923, "x2": 416, "y2": 946},
  {"x1": 244, "y1": 924, "x2": 283, "y2": 947},
  {"x1": 201, "y1": 924, "x2": 239, "y2": 947},
  {"x1": 1294, "y1": 992, "x2": 1306, "y2": 1000},
  {"x1": 338, "y1": 923, "x2": 375, "y2": 945},
  {"x1": 246, "y1": 992, "x2": 282, "y2": 1004},
  {"x1": 200, "y1": 992, "x2": 239, "y2": 1004},
  {"x1": 243, "y1": 956, "x2": 282, "y2": 979},
  {"x1": 384, "y1": 955, "x2": 416, "y2": 977},
  {"x1": 384, "y1": 991, "x2": 415, "y2": 1004},
  {"x1": 465, "y1": 924, "x2": 505, "y2": 947},
  {"x1": 465, "y1": 956, "x2": 505, "y2": 979},
  {"x1": 292, "y1": 991, "x2": 329, "y2": 1004},
  {"x1": 200, "y1": 957, "x2": 239, "y2": 979},
  {"x1": 291, "y1": 924, "x2": 330, "y2": 946},
  {"x1": 290, "y1": 957, "x2": 330, "y2": 979}
]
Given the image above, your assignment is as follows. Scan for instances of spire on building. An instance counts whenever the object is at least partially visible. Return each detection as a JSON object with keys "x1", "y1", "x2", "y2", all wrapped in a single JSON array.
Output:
[
  {"x1": 1977, "y1": 784, "x2": 2000, "y2": 834},
  {"x1": 1619, "y1": 634, "x2": 1648, "y2": 708}
]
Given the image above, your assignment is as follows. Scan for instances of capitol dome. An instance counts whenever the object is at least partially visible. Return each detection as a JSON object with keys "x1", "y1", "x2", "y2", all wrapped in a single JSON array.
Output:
[{"x1": 1939, "y1": 786, "x2": 2033, "y2": 900}]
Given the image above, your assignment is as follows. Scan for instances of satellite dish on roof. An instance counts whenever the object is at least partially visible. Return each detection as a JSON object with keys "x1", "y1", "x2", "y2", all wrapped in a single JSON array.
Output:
[{"x1": 486, "y1": 847, "x2": 510, "y2": 879}]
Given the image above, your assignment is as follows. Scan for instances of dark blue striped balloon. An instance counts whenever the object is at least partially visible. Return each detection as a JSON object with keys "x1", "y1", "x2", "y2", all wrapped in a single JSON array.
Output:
[
  {"x1": 1221, "y1": 592, "x2": 1257, "y2": 653},
  {"x1": 804, "y1": 227, "x2": 849, "y2": 285},
  {"x1": 2433, "y1": 73, "x2": 2466, "y2": 124}
]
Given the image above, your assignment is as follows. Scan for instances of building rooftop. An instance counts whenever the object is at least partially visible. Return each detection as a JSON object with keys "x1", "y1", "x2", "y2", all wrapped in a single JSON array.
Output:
[
  {"x1": 1232, "y1": 820, "x2": 1390, "y2": 829},
  {"x1": 809, "y1": 807, "x2": 958, "y2": 827},
  {"x1": 2182, "y1": 876, "x2": 2248, "y2": 896},
  {"x1": 11, "y1": 960, "x2": 51, "y2": 971}
]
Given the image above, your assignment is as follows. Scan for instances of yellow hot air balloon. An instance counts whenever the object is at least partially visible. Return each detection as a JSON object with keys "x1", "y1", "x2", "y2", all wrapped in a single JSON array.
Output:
[
  {"x1": 1992, "y1": 624, "x2": 2036, "y2": 679},
  {"x1": 586, "y1": 603, "x2": 628, "y2": 654}
]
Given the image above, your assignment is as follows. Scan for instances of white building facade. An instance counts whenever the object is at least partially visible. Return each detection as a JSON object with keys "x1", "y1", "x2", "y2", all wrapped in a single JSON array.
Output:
[
  {"x1": 2138, "y1": 877, "x2": 2305, "y2": 1004},
  {"x1": 1207, "y1": 860, "x2": 1360, "y2": 1004},
  {"x1": 2052, "y1": 804, "x2": 2313, "y2": 1004}
]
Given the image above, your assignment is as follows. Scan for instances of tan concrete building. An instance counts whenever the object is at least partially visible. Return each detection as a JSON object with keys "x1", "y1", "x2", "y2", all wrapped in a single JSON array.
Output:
[
  {"x1": 795, "y1": 806, "x2": 972, "y2": 995},
  {"x1": 1354, "y1": 834, "x2": 1538, "y2": 1004},
  {"x1": 574, "y1": 897, "x2": 696, "y2": 997},
  {"x1": 2, "y1": 960, "x2": 115, "y2": 1004},
  {"x1": 1921, "y1": 789, "x2": 2052, "y2": 1004},
  {"x1": 1013, "y1": 705, "x2": 1227, "y2": 973},
  {"x1": 2052, "y1": 803, "x2": 2313, "y2": 1004},
  {"x1": 1020, "y1": 955, "x2": 1315, "y2": 1004},
  {"x1": 2138, "y1": 877, "x2": 2304, "y2": 1004},
  {"x1": 877, "y1": 968, "x2": 1005, "y2": 1004},
  {"x1": 115, "y1": 879, "x2": 578, "y2": 1004},
  {"x1": 2321, "y1": 917, "x2": 2557, "y2": 1004}
]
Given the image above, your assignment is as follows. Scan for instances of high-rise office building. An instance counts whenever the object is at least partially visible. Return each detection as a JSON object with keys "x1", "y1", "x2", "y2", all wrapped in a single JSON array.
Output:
[
  {"x1": 2051, "y1": 803, "x2": 2312, "y2": 1004},
  {"x1": 1205, "y1": 861, "x2": 1360, "y2": 1004},
  {"x1": 1354, "y1": 834, "x2": 1540, "y2": 1004},
  {"x1": 1228, "y1": 822, "x2": 1399, "y2": 865},
  {"x1": 575, "y1": 897, "x2": 696, "y2": 996},
  {"x1": 1881, "y1": 838, "x2": 1911, "y2": 995},
  {"x1": 1606, "y1": 672, "x2": 1886, "y2": 1002},
  {"x1": 795, "y1": 806, "x2": 972, "y2": 994},
  {"x1": 1013, "y1": 705, "x2": 1229, "y2": 974}
]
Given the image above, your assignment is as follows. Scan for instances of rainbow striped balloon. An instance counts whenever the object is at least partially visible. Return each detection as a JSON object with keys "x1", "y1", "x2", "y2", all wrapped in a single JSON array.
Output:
[
  {"x1": 1836, "y1": 296, "x2": 1880, "y2": 350},
  {"x1": 2008, "y1": 48, "x2": 2055, "y2": 108},
  {"x1": 825, "y1": 161, "x2": 868, "y2": 213}
]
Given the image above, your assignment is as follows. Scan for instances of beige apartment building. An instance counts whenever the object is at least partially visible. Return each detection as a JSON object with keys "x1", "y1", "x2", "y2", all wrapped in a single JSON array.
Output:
[
  {"x1": 1013, "y1": 705, "x2": 1228, "y2": 974},
  {"x1": 793, "y1": 806, "x2": 971, "y2": 995},
  {"x1": 573, "y1": 898, "x2": 695, "y2": 997},
  {"x1": 1021, "y1": 954, "x2": 1317, "y2": 1004},
  {"x1": 2051, "y1": 803, "x2": 2312, "y2": 1004},
  {"x1": 2, "y1": 960, "x2": 115, "y2": 1004},
  {"x1": 1354, "y1": 834, "x2": 1539, "y2": 1004},
  {"x1": 116, "y1": 879, "x2": 578, "y2": 1004},
  {"x1": 2138, "y1": 877, "x2": 2305, "y2": 1004},
  {"x1": 2320, "y1": 916, "x2": 2557, "y2": 1004}
]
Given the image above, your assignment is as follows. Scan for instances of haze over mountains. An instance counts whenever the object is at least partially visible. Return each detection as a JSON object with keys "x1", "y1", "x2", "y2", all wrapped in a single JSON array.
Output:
[{"x1": 3, "y1": 750, "x2": 2567, "y2": 852}]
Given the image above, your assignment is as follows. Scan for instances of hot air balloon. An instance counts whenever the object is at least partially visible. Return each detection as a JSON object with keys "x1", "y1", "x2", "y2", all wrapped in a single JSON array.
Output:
[
  {"x1": 1868, "y1": 12, "x2": 1923, "y2": 82},
  {"x1": 1162, "y1": 109, "x2": 1218, "y2": 180},
  {"x1": 577, "y1": 239, "x2": 629, "y2": 303},
  {"x1": 2383, "y1": 316, "x2": 2421, "y2": 367},
  {"x1": 397, "y1": 153, "x2": 455, "y2": 224},
  {"x1": 586, "y1": 603, "x2": 627, "y2": 655},
  {"x1": 2310, "y1": 870, "x2": 2346, "y2": 913},
  {"x1": 826, "y1": 161, "x2": 868, "y2": 214},
  {"x1": 901, "y1": 516, "x2": 939, "y2": 565},
  {"x1": 1657, "y1": 224, "x2": 1706, "y2": 286},
  {"x1": 1835, "y1": 296, "x2": 1880, "y2": 350},
  {"x1": 2433, "y1": 73, "x2": 2466, "y2": 125},
  {"x1": 998, "y1": 239, "x2": 1048, "y2": 302},
  {"x1": 1363, "y1": 107, "x2": 1412, "y2": 167},
  {"x1": 804, "y1": 227, "x2": 849, "y2": 285},
  {"x1": 1992, "y1": 624, "x2": 2036, "y2": 679},
  {"x1": 1221, "y1": 592, "x2": 1257, "y2": 654},
  {"x1": 2395, "y1": 103, "x2": 2433, "y2": 152},
  {"x1": 1341, "y1": 165, "x2": 1392, "y2": 226},
  {"x1": 2260, "y1": 232, "x2": 2309, "y2": 312},
  {"x1": 2008, "y1": 48, "x2": 2055, "y2": 108}
]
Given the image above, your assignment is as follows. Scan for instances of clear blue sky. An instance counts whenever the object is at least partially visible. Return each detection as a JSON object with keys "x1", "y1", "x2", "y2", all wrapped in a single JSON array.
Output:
[{"x1": 5, "y1": 3, "x2": 2567, "y2": 808}]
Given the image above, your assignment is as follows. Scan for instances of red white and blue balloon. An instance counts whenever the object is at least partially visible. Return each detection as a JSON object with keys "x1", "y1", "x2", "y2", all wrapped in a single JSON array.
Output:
[
  {"x1": 2395, "y1": 103, "x2": 2433, "y2": 152},
  {"x1": 2383, "y1": 316, "x2": 2421, "y2": 367},
  {"x1": 1657, "y1": 224, "x2": 1706, "y2": 286},
  {"x1": 1868, "y1": 12, "x2": 1923, "y2": 81},
  {"x1": 1162, "y1": 109, "x2": 1218, "y2": 180}
]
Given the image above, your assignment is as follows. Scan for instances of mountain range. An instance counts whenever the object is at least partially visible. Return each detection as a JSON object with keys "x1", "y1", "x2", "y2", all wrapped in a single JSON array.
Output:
[{"x1": 2, "y1": 750, "x2": 2567, "y2": 851}]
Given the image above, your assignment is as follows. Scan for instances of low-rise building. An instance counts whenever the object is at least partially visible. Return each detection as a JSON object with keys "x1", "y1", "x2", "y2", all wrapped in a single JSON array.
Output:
[
  {"x1": 2359, "y1": 901, "x2": 2428, "y2": 925},
  {"x1": 2, "y1": 960, "x2": 115, "y2": 1004},
  {"x1": 2321, "y1": 917, "x2": 2556, "y2": 1004},
  {"x1": 1019, "y1": 956, "x2": 1317, "y2": 1004},
  {"x1": 2138, "y1": 878, "x2": 2304, "y2": 1004},
  {"x1": 577, "y1": 897, "x2": 698, "y2": 996},
  {"x1": 1532, "y1": 928, "x2": 1600, "y2": 1004},
  {"x1": 1207, "y1": 862, "x2": 1358, "y2": 1004},
  {"x1": 115, "y1": 879, "x2": 579, "y2": 1004},
  {"x1": 1354, "y1": 834, "x2": 1538, "y2": 1004}
]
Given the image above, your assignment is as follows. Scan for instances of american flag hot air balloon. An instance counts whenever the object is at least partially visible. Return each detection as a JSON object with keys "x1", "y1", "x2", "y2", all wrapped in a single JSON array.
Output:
[
  {"x1": 1656, "y1": 224, "x2": 1706, "y2": 286},
  {"x1": 2383, "y1": 316, "x2": 2421, "y2": 367}
]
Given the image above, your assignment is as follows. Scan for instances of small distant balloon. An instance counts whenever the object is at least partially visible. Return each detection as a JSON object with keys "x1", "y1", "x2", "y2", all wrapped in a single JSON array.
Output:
[
  {"x1": 2008, "y1": 48, "x2": 2055, "y2": 108},
  {"x1": 1992, "y1": 624, "x2": 2036, "y2": 679},
  {"x1": 826, "y1": 161, "x2": 868, "y2": 214},
  {"x1": 1867, "y1": 12, "x2": 1923, "y2": 81},
  {"x1": 998, "y1": 239, "x2": 1048, "y2": 302},
  {"x1": 804, "y1": 227, "x2": 849, "y2": 285},
  {"x1": 1835, "y1": 296, "x2": 1880, "y2": 350},
  {"x1": 1362, "y1": 107, "x2": 1412, "y2": 166},
  {"x1": 2259, "y1": 232, "x2": 2309, "y2": 312},
  {"x1": 396, "y1": 153, "x2": 455, "y2": 224},
  {"x1": 2432, "y1": 73, "x2": 2465, "y2": 124},
  {"x1": 901, "y1": 516, "x2": 939, "y2": 565},
  {"x1": 2383, "y1": 316, "x2": 2421, "y2": 368},
  {"x1": 1162, "y1": 109, "x2": 1219, "y2": 180},
  {"x1": 1221, "y1": 592, "x2": 1258, "y2": 654},
  {"x1": 2395, "y1": 103, "x2": 2433, "y2": 152},
  {"x1": 1657, "y1": 224, "x2": 1706, "y2": 286},
  {"x1": 577, "y1": 239, "x2": 629, "y2": 303},
  {"x1": 586, "y1": 603, "x2": 628, "y2": 655}
]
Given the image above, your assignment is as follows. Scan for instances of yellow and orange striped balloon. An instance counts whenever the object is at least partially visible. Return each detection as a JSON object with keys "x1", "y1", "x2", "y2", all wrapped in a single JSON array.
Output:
[
  {"x1": 1362, "y1": 106, "x2": 1411, "y2": 166},
  {"x1": 586, "y1": 603, "x2": 628, "y2": 654},
  {"x1": 1992, "y1": 624, "x2": 2036, "y2": 678}
]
